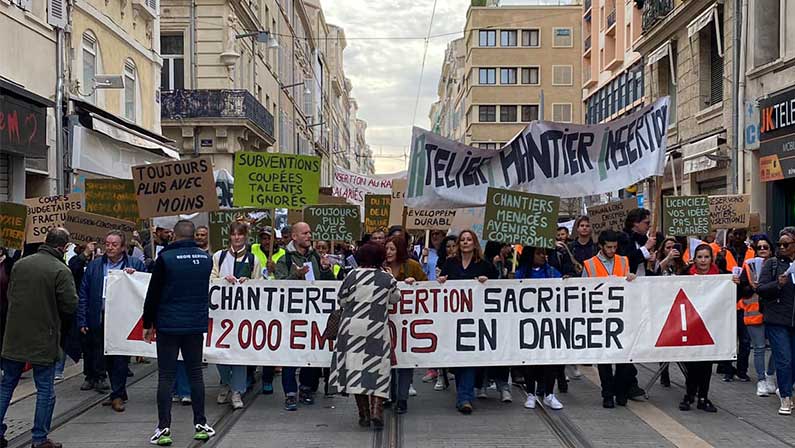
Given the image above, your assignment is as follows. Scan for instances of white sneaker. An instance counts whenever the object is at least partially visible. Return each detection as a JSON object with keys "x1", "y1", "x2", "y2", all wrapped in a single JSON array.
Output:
[
  {"x1": 543, "y1": 394, "x2": 564, "y2": 410},
  {"x1": 216, "y1": 385, "x2": 230, "y2": 404},
  {"x1": 171, "y1": 395, "x2": 180, "y2": 403},
  {"x1": 766, "y1": 377, "x2": 779, "y2": 395},
  {"x1": 194, "y1": 423, "x2": 216, "y2": 440},
  {"x1": 434, "y1": 376, "x2": 445, "y2": 391},
  {"x1": 181, "y1": 396, "x2": 192, "y2": 405},
  {"x1": 150, "y1": 427, "x2": 172, "y2": 445},
  {"x1": 476, "y1": 387, "x2": 488, "y2": 399},
  {"x1": 758, "y1": 380, "x2": 770, "y2": 397},
  {"x1": 408, "y1": 384, "x2": 417, "y2": 397},
  {"x1": 779, "y1": 397, "x2": 792, "y2": 415},
  {"x1": 230, "y1": 391, "x2": 244, "y2": 409},
  {"x1": 524, "y1": 394, "x2": 537, "y2": 409},
  {"x1": 500, "y1": 389, "x2": 513, "y2": 403}
]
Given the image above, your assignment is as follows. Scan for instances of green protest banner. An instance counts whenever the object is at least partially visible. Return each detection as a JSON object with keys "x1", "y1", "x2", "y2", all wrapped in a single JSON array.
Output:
[
  {"x1": 209, "y1": 208, "x2": 271, "y2": 252},
  {"x1": 663, "y1": 195, "x2": 710, "y2": 236},
  {"x1": 483, "y1": 187, "x2": 559, "y2": 249},
  {"x1": 364, "y1": 194, "x2": 391, "y2": 234},
  {"x1": 233, "y1": 152, "x2": 321, "y2": 209},
  {"x1": 84, "y1": 179, "x2": 140, "y2": 223},
  {"x1": 0, "y1": 202, "x2": 27, "y2": 250},
  {"x1": 304, "y1": 205, "x2": 361, "y2": 242}
]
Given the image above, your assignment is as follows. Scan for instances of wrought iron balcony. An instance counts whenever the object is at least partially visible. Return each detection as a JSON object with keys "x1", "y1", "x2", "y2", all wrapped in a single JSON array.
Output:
[
  {"x1": 642, "y1": 0, "x2": 674, "y2": 33},
  {"x1": 584, "y1": 35, "x2": 592, "y2": 52},
  {"x1": 161, "y1": 89, "x2": 274, "y2": 139},
  {"x1": 607, "y1": 8, "x2": 617, "y2": 28}
]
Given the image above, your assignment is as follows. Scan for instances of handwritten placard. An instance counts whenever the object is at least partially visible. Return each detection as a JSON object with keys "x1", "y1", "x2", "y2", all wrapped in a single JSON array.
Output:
[
  {"x1": 0, "y1": 202, "x2": 27, "y2": 249},
  {"x1": 131, "y1": 157, "x2": 217, "y2": 218},
  {"x1": 406, "y1": 209, "x2": 457, "y2": 231},
  {"x1": 588, "y1": 198, "x2": 639, "y2": 239},
  {"x1": 389, "y1": 178, "x2": 407, "y2": 228},
  {"x1": 708, "y1": 194, "x2": 751, "y2": 229},
  {"x1": 25, "y1": 194, "x2": 84, "y2": 243},
  {"x1": 233, "y1": 152, "x2": 321, "y2": 209},
  {"x1": 663, "y1": 195, "x2": 710, "y2": 236},
  {"x1": 364, "y1": 194, "x2": 391, "y2": 234},
  {"x1": 84, "y1": 179, "x2": 139, "y2": 223},
  {"x1": 304, "y1": 205, "x2": 362, "y2": 242},
  {"x1": 64, "y1": 210, "x2": 136, "y2": 245},
  {"x1": 208, "y1": 208, "x2": 270, "y2": 251},
  {"x1": 449, "y1": 207, "x2": 485, "y2": 241},
  {"x1": 483, "y1": 187, "x2": 559, "y2": 249}
]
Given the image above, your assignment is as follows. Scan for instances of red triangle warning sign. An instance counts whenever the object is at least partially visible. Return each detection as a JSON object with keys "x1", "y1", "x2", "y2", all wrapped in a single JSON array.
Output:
[
  {"x1": 655, "y1": 289, "x2": 715, "y2": 347},
  {"x1": 127, "y1": 317, "x2": 155, "y2": 342}
]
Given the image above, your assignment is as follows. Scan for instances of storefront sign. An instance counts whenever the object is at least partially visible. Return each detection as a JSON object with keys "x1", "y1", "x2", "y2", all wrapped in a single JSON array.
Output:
[
  {"x1": 759, "y1": 89, "x2": 795, "y2": 181},
  {"x1": 0, "y1": 202, "x2": 27, "y2": 250},
  {"x1": 25, "y1": 194, "x2": 84, "y2": 243}
]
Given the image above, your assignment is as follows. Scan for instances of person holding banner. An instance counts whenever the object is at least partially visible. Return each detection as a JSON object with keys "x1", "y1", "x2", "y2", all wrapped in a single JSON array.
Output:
[
  {"x1": 251, "y1": 226, "x2": 284, "y2": 279},
  {"x1": 384, "y1": 236, "x2": 428, "y2": 414},
  {"x1": 679, "y1": 244, "x2": 722, "y2": 413},
  {"x1": 732, "y1": 235, "x2": 777, "y2": 397},
  {"x1": 420, "y1": 230, "x2": 446, "y2": 281},
  {"x1": 77, "y1": 231, "x2": 145, "y2": 412},
  {"x1": 515, "y1": 247, "x2": 564, "y2": 410},
  {"x1": 437, "y1": 230, "x2": 498, "y2": 415},
  {"x1": 275, "y1": 222, "x2": 335, "y2": 411},
  {"x1": 582, "y1": 230, "x2": 638, "y2": 409},
  {"x1": 757, "y1": 227, "x2": 795, "y2": 415},
  {"x1": 329, "y1": 242, "x2": 401, "y2": 429},
  {"x1": 142, "y1": 220, "x2": 215, "y2": 445},
  {"x1": 211, "y1": 221, "x2": 262, "y2": 410}
]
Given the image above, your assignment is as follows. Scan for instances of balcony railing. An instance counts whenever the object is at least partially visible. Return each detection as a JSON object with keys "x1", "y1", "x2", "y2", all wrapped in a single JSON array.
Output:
[
  {"x1": 161, "y1": 89, "x2": 274, "y2": 138},
  {"x1": 584, "y1": 0, "x2": 591, "y2": 13},
  {"x1": 606, "y1": 9, "x2": 616, "y2": 28},
  {"x1": 584, "y1": 35, "x2": 592, "y2": 52},
  {"x1": 642, "y1": 0, "x2": 674, "y2": 33}
]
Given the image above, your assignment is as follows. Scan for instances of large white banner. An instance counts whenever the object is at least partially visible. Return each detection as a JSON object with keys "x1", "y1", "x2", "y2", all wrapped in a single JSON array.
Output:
[
  {"x1": 405, "y1": 97, "x2": 670, "y2": 209},
  {"x1": 332, "y1": 166, "x2": 406, "y2": 208},
  {"x1": 105, "y1": 271, "x2": 735, "y2": 367}
]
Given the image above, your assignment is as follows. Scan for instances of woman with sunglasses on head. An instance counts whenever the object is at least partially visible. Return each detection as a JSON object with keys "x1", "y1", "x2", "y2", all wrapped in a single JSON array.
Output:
[
  {"x1": 437, "y1": 230, "x2": 497, "y2": 415},
  {"x1": 757, "y1": 227, "x2": 795, "y2": 415},
  {"x1": 679, "y1": 244, "x2": 722, "y2": 413},
  {"x1": 732, "y1": 235, "x2": 778, "y2": 397}
]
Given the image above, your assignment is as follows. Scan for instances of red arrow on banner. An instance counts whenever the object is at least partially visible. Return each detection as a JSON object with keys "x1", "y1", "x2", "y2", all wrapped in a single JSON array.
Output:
[
  {"x1": 655, "y1": 289, "x2": 715, "y2": 347},
  {"x1": 127, "y1": 317, "x2": 156, "y2": 342}
]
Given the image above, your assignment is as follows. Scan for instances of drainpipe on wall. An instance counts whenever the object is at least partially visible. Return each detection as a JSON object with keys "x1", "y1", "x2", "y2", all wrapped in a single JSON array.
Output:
[
  {"x1": 736, "y1": 0, "x2": 748, "y2": 195},
  {"x1": 55, "y1": 28, "x2": 66, "y2": 194}
]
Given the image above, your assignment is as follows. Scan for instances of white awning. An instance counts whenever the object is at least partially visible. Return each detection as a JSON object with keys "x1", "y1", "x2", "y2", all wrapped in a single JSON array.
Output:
[
  {"x1": 647, "y1": 41, "x2": 676, "y2": 86},
  {"x1": 682, "y1": 134, "x2": 724, "y2": 175},
  {"x1": 89, "y1": 113, "x2": 180, "y2": 160},
  {"x1": 687, "y1": 4, "x2": 723, "y2": 57},
  {"x1": 71, "y1": 125, "x2": 173, "y2": 179}
]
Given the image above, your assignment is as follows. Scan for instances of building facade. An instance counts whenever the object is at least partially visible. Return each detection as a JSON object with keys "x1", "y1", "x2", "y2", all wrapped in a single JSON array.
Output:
[{"x1": 455, "y1": 3, "x2": 583, "y2": 148}]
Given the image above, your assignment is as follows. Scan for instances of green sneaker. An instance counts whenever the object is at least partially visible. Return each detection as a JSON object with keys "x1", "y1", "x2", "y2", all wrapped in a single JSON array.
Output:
[
  {"x1": 193, "y1": 423, "x2": 216, "y2": 441},
  {"x1": 149, "y1": 427, "x2": 172, "y2": 446}
]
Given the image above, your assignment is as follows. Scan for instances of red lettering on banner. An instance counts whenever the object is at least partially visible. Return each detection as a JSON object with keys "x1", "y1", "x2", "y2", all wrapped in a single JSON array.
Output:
[
  {"x1": 311, "y1": 321, "x2": 331, "y2": 350},
  {"x1": 410, "y1": 319, "x2": 437, "y2": 353},
  {"x1": 216, "y1": 319, "x2": 233, "y2": 348},
  {"x1": 655, "y1": 289, "x2": 715, "y2": 347},
  {"x1": 291, "y1": 319, "x2": 308, "y2": 349}
]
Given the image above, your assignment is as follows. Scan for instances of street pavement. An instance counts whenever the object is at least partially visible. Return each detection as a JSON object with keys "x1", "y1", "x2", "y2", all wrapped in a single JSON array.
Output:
[{"x1": 4, "y1": 359, "x2": 795, "y2": 448}]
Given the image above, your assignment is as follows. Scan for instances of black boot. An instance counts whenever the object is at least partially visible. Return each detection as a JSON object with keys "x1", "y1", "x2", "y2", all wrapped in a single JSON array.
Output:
[{"x1": 354, "y1": 394, "x2": 370, "y2": 427}]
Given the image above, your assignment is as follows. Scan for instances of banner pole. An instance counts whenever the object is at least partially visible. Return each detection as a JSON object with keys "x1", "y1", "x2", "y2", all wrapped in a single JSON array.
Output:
[
  {"x1": 423, "y1": 229, "x2": 430, "y2": 264},
  {"x1": 650, "y1": 177, "x2": 664, "y2": 236},
  {"x1": 269, "y1": 208, "x2": 276, "y2": 255},
  {"x1": 150, "y1": 221, "x2": 156, "y2": 260},
  {"x1": 512, "y1": 245, "x2": 519, "y2": 275}
]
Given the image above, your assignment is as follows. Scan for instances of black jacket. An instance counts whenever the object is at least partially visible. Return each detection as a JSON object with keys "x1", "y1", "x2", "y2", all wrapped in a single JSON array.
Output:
[
  {"x1": 548, "y1": 248, "x2": 577, "y2": 277},
  {"x1": 143, "y1": 240, "x2": 212, "y2": 335},
  {"x1": 757, "y1": 256, "x2": 795, "y2": 328}
]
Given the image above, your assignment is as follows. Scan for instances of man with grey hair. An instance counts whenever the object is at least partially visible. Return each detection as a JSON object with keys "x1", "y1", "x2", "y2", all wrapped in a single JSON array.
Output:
[{"x1": 0, "y1": 228, "x2": 78, "y2": 448}]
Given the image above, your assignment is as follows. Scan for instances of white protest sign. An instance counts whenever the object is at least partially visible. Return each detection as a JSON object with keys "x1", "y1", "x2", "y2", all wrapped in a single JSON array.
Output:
[
  {"x1": 332, "y1": 166, "x2": 406, "y2": 208},
  {"x1": 105, "y1": 272, "x2": 735, "y2": 367}
]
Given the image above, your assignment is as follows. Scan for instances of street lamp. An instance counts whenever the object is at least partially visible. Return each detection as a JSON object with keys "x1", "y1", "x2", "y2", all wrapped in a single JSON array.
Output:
[
  {"x1": 235, "y1": 31, "x2": 279, "y2": 49},
  {"x1": 281, "y1": 81, "x2": 312, "y2": 97}
]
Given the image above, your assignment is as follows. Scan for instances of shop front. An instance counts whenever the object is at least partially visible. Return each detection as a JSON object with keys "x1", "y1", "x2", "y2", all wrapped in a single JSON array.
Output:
[{"x1": 759, "y1": 88, "x2": 795, "y2": 236}]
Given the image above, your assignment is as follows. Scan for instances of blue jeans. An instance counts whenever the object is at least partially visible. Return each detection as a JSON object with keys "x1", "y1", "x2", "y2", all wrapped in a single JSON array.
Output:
[
  {"x1": 282, "y1": 367, "x2": 320, "y2": 396},
  {"x1": 453, "y1": 367, "x2": 475, "y2": 407},
  {"x1": 747, "y1": 325, "x2": 775, "y2": 380},
  {"x1": 216, "y1": 365, "x2": 247, "y2": 394},
  {"x1": 54, "y1": 353, "x2": 65, "y2": 377},
  {"x1": 0, "y1": 359, "x2": 55, "y2": 444},
  {"x1": 766, "y1": 324, "x2": 795, "y2": 397},
  {"x1": 172, "y1": 361, "x2": 190, "y2": 397}
]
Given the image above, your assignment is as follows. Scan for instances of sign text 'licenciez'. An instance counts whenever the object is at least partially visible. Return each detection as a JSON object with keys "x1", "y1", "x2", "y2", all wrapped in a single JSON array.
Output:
[{"x1": 234, "y1": 152, "x2": 321, "y2": 209}]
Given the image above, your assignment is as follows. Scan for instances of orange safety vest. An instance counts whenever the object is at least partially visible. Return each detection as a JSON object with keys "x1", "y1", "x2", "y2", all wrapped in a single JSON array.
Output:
[
  {"x1": 583, "y1": 255, "x2": 629, "y2": 278},
  {"x1": 737, "y1": 260, "x2": 764, "y2": 326}
]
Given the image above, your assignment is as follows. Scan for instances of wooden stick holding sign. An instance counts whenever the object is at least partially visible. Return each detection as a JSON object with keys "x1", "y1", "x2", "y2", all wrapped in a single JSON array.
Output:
[
  {"x1": 422, "y1": 229, "x2": 430, "y2": 264},
  {"x1": 512, "y1": 245, "x2": 519, "y2": 275},
  {"x1": 269, "y1": 208, "x2": 276, "y2": 255}
]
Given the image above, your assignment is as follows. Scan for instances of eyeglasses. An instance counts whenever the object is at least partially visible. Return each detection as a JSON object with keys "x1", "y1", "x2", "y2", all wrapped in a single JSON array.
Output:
[
  {"x1": 756, "y1": 245, "x2": 770, "y2": 250},
  {"x1": 779, "y1": 242, "x2": 793, "y2": 249}
]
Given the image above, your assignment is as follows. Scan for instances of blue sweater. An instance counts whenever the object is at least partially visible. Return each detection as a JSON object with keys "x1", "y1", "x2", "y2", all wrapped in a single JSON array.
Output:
[
  {"x1": 514, "y1": 263, "x2": 561, "y2": 280},
  {"x1": 78, "y1": 254, "x2": 146, "y2": 329}
]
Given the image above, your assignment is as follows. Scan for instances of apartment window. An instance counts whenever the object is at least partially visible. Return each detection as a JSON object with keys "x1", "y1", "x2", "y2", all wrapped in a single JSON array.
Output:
[
  {"x1": 500, "y1": 68, "x2": 517, "y2": 84},
  {"x1": 479, "y1": 30, "x2": 496, "y2": 47},
  {"x1": 82, "y1": 33, "x2": 97, "y2": 104},
  {"x1": 753, "y1": 0, "x2": 780, "y2": 67},
  {"x1": 698, "y1": 19, "x2": 723, "y2": 107},
  {"x1": 553, "y1": 28, "x2": 573, "y2": 48},
  {"x1": 161, "y1": 34, "x2": 184, "y2": 90},
  {"x1": 552, "y1": 66, "x2": 573, "y2": 86},
  {"x1": 479, "y1": 105, "x2": 496, "y2": 122},
  {"x1": 124, "y1": 60, "x2": 136, "y2": 121},
  {"x1": 522, "y1": 29, "x2": 540, "y2": 47},
  {"x1": 500, "y1": 105, "x2": 517, "y2": 122},
  {"x1": 521, "y1": 67, "x2": 540, "y2": 85},
  {"x1": 478, "y1": 143, "x2": 498, "y2": 150},
  {"x1": 479, "y1": 68, "x2": 496, "y2": 84},
  {"x1": 521, "y1": 105, "x2": 539, "y2": 122},
  {"x1": 552, "y1": 104, "x2": 572, "y2": 122},
  {"x1": 618, "y1": 73, "x2": 626, "y2": 110},
  {"x1": 500, "y1": 30, "x2": 517, "y2": 47}
]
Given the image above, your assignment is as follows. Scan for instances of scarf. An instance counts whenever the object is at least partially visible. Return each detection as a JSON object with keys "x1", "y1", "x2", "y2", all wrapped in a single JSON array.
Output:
[
  {"x1": 688, "y1": 263, "x2": 720, "y2": 275},
  {"x1": 219, "y1": 247, "x2": 246, "y2": 277}
]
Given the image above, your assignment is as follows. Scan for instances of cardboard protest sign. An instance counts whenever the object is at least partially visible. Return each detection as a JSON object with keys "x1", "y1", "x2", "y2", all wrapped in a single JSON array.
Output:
[
  {"x1": 588, "y1": 198, "x2": 639, "y2": 239},
  {"x1": 233, "y1": 152, "x2": 321, "y2": 209},
  {"x1": 209, "y1": 208, "x2": 271, "y2": 251},
  {"x1": 0, "y1": 202, "x2": 27, "y2": 249},
  {"x1": 287, "y1": 209, "x2": 303, "y2": 226},
  {"x1": 708, "y1": 195, "x2": 751, "y2": 229},
  {"x1": 449, "y1": 207, "x2": 486, "y2": 241},
  {"x1": 132, "y1": 157, "x2": 217, "y2": 218},
  {"x1": 389, "y1": 178, "x2": 407, "y2": 227},
  {"x1": 304, "y1": 205, "x2": 361, "y2": 242},
  {"x1": 84, "y1": 179, "x2": 139, "y2": 223},
  {"x1": 64, "y1": 210, "x2": 135, "y2": 246},
  {"x1": 406, "y1": 209, "x2": 457, "y2": 231},
  {"x1": 483, "y1": 188, "x2": 559, "y2": 249},
  {"x1": 663, "y1": 195, "x2": 710, "y2": 236},
  {"x1": 364, "y1": 195, "x2": 391, "y2": 234},
  {"x1": 749, "y1": 212, "x2": 761, "y2": 233},
  {"x1": 333, "y1": 166, "x2": 406, "y2": 207},
  {"x1": 25, "y1": 194, "x2": 84, "y2": 243}
]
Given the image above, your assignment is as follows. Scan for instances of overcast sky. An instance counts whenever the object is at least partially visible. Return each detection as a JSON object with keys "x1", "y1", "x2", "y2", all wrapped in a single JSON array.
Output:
[{"x1": 320, "y1": 0, "x2": 471, "y2": 174}]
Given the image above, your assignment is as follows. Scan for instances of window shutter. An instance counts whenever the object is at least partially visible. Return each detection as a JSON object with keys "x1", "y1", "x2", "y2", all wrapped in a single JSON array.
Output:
[
  {"x1": 146, "y1": 0, "x2": 158, "y2": 13},
  {"x1": 709, "y1": 32, "x2": 723, "y2": 105},
  {"x1": 0, "y1": 153, "x2": 9, "y2": 202},
  {"x1": 48, "y1": 0, "x2": 67, "y2": 28},
  {"x1": 553, "y1": 66, "x2": 573, "y2": 85}
]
